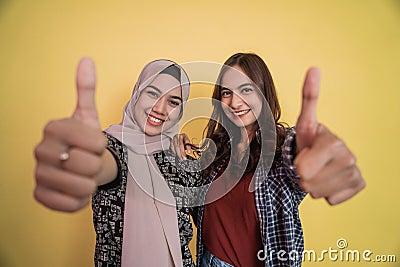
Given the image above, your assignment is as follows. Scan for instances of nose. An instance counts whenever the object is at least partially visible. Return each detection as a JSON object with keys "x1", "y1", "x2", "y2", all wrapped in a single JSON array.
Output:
[
  {"x1": 151, "y1": 97, "x2": 167, "y2": 115},
  {"x1": 230, "y1": 91, "x2": 244, "y2": 109}
]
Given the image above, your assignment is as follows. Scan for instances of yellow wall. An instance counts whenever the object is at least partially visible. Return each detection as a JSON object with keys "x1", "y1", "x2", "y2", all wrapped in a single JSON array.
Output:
[{"x1": 0, "y1": 0, "x2": 399, "y2": 266}]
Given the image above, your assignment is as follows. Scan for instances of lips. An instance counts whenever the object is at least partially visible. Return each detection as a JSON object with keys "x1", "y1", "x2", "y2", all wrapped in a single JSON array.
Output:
[
  {"x1": 146, "y1": 113, "x2": 166, "y2": 126},
  {"x1": 232, "y1": 109, "x2": 251, "y2": 117}
]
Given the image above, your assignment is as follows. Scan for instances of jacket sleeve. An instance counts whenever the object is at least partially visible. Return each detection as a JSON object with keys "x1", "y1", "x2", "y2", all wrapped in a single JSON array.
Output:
[{"x1": 97, "y1": 132, "x2": 128, "y2": 191}]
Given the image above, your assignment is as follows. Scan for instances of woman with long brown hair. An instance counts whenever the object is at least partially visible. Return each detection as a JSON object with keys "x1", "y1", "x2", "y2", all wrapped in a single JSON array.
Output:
[{"x1": 173, "y1": 52, "x2": 365, "y2": 267}]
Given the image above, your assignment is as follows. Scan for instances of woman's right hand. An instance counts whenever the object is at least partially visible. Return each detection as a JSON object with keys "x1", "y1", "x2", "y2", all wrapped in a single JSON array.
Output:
[{"x1": 33, "y1": 58, "x2": 114, "y2": 212}]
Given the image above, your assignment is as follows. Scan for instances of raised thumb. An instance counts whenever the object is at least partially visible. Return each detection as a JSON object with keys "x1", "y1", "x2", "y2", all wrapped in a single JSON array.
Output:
[{"x1": 72, "y1": 57, "x2": 101, "y2": 129}]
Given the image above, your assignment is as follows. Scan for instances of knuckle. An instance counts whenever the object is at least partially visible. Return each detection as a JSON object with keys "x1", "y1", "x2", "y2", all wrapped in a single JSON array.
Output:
[
  {"x1": 339, "y1": 144, "x2": 356, "y2": 165},
  {"x1": 70, "y1": 198, "x2": 90, "y2": 212},
  {"x1": 308, "y1": 186, "x2": 323, "y2": 199},
  {"x1": 348, "y1": 167, "x2": 360, "y2": 182},
  {"x1": 80, "y1": 197, "x2": 91, "y2": 208},
  {"x1": 353, "y1": 170, "x2": 365, "y2": 187},
  {"x1": 345, "y1": 153, "x2": 357, "y2": 167},
  {"x1": 299, "y1": 179, "x2": 311, "y2": 193},
  {"x1": 92, "y1": 131, "x2": 108, "y2": 154},
  {"x1": 95, "y1": 134, "x2": 107, "y2": 153},
  {"x1": 34, "y1": 143, "x2": 44, "y2": 160},
  {"x1": 34, "y1": 165, "x2": 51, "y2": 186},
  {"x1": 352, "y1": 154, "x2": 357, "y2": 164},
  {"x1": 326, "y1": 196, "x2": 338, "y2": 206},
  {"x1": 66, "y1": 200, "x2": 83, "y2": 213},
  {"x1": 309, "y1": 191, "x2": 319, "y2": 199},
  {"x1": 328, "y1": 138, "x2": 345, "y2": 154},
  {"x1": 350, "y1": 167, "x2": 359, "y2": 179},
  {"x1": 44, "y1": 120, "x2": 59, "y2": 136},
  {"x1": 63, "y1": 196, "x2": 89, "y2": 213},
  {"x1": 75, "y1": 185, "x2": 95, "y2": 198},
  {"x1": 34, "y1": 165, "x2": 43, "y2": 184},
  {"x1": 359, "y1": 179, "x2": 366, "y2": 191},
  {"x1": 88, "y1": 180, "x2": 98, "y2": 193},
  {"x1": 361, "y1": 177, "x2": 366, "y2": 187},
  {"x1": 33, "y1": 187, "x2": 43, "y2": 203}
]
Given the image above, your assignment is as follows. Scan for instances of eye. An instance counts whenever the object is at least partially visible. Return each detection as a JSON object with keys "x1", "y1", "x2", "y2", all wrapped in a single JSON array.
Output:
[
  {"x1": 145, "y1": 88, "x2": 159, "y2": 98},
  {"x1": 169, "y1": 100, "x2": 181, "y2": 107},
  {"x1": 221, "y1": 90, "x2": 232, "y2": 98},
  {"x1": 241, "y1": 87, "x2": 253, "y2": 94}
]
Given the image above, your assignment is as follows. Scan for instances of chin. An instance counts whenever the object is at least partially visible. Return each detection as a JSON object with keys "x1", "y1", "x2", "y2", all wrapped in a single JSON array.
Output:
[
  {"x1": 230, "y1": 118, "x2": 249, "y2": 128},
  {"x1": 144, "y1": 128, "x2": 162, "y2": 136}
]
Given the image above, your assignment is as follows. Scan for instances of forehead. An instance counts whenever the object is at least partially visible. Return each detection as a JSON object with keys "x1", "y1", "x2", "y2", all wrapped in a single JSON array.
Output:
[
  {"x1": 149, "y1": 73, "x2": 182, "y2": 96},
  {"x1": 220, "y1": 65, "x2": 252, "y2": 89}
]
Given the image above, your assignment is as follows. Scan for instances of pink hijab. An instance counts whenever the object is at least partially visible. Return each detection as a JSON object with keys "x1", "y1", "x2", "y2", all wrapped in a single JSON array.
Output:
[
  {"x1": 106, "y1": 59, "x2": 189, "y2": 154},
  {"x1": 105, "y1": 59, "x2": 190, "y2": 267}
]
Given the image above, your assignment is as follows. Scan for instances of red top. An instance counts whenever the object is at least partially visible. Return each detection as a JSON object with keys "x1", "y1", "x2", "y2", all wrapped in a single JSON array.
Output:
[{"x1": 202, "y1": 165, "x2": 265, "y2": 267}]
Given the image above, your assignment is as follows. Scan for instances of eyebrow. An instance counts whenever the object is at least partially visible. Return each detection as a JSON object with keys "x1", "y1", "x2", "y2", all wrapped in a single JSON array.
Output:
[
  {"x1": 238, "y1": 83, "x2": 254, "y2": 88},
  {"x1": 221, "y1": 83, "x2": 255, "y2": 91},
  {"x1": 170, "y1": 95, "x2": 183, "y2": 102},
  {"x1": 147, "y1": 85, "x2": 183, "y2": 102}
]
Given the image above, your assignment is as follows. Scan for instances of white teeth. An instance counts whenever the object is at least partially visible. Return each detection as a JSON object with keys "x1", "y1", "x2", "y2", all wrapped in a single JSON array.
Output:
[
  {"x1": 148, "y1": 115, "x2": 162, "y2": 123},
  {"x1": 234, "y1": 110, "x2": 250, "y2": 116}
]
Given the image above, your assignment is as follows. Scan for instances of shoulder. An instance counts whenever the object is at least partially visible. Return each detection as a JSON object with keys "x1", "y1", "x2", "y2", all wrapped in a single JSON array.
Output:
[
  {"x1": 283, "y1": 127, "x2": 296, "y2": 149},
  {"x1": 282, "y1": 127, "x2": 297, "y2": 163}
]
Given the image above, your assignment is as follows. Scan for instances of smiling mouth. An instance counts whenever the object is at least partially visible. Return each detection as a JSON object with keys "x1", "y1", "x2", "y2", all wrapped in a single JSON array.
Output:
[
  {"x1": 146, "y1": 114, "x2": 166, "y2": 126},
  {"x1": 232, "y1": 109, "x2": 251, "y2": 117}
]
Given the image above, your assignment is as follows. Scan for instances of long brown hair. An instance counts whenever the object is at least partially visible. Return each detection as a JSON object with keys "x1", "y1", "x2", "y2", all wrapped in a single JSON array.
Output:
[{"x1": 201, "y1": 53, "x2": 287, "y2": 178}]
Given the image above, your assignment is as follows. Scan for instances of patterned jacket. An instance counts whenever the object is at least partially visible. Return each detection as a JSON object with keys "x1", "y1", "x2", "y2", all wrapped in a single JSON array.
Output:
[{"x1": 91, "y1": 133, "x2": 199, "y2": 267}]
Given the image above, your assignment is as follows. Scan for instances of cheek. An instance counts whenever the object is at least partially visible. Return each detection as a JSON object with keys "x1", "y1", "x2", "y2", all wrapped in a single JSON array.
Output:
[
  {"x1": 220, "y1": 97, "x2": 230, "y2": 105},
  {"x1": 133, "y1": 95, "x2": 156, "y2": 117},
  {"x1": 132, "y1": 103, "x2": 143, "y2": 123},
  {"x1": 252, "y1": 104, "x2": 262, "y2": 119},
  {"x1": 248, "y1": 96, "x2": 263, "y2": 115},
  {"x1": 220, "y1": 101, "x2": 231, "y2": 114},
  {"x1": 167, "y1": 106, "x2": 182, "y2": 121}
]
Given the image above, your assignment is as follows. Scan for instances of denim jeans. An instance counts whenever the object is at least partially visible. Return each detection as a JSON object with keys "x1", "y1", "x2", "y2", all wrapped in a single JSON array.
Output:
[{"x1": 201, "y1": 249, "x2": 235, "y2": 267}]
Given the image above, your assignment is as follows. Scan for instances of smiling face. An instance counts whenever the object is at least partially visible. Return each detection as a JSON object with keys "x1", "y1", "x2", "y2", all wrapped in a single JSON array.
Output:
[
  {"x1": 219, "y1": 65, "x2": 263, "y2": 133},
  {"x1": 133, "y1": 73, "x2": 183, "y2": 136}
]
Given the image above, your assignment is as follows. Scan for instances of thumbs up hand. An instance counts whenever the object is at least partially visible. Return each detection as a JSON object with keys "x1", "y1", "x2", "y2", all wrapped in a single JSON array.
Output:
[
  {"x1": 34, "y1": 58, "x2": 110, "y2": 212},
  {"x1": 294, "y1": 68, "x2": 365, "y2": 205}
]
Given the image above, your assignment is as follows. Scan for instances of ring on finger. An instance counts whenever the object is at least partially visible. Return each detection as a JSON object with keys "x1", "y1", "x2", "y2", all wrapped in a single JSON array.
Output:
[{"x1": 59, "y1": 148, "x2": 71, "y2": 162}]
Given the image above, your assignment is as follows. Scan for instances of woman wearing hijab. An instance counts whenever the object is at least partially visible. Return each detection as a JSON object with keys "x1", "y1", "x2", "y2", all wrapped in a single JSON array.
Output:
[
  {"x1": 34, "y1": 59, "x2": 198, "y2": 267},
  {"x1": 171, "y1": 53, "x2": 365, "y2": 267}
]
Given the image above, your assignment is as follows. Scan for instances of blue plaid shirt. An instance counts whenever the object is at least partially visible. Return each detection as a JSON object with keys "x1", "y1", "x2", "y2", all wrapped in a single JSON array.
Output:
[{"x1": 194, "y1": 127, "x2": 307, "y2": 267}]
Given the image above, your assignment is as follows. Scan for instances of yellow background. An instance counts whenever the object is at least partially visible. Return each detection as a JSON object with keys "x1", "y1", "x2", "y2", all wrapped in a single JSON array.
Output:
[{"x1": 1, "y1": 0, "x2": 399, "y2": 266}]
